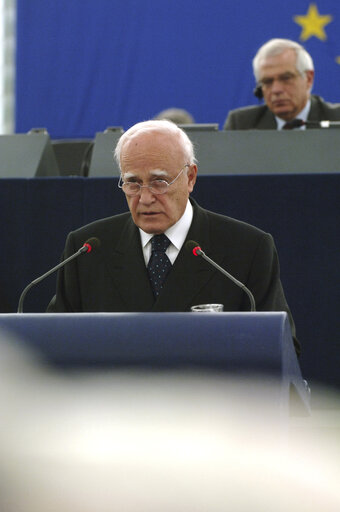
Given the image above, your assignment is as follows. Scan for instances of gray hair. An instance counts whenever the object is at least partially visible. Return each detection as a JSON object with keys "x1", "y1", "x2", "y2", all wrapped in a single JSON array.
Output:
[
  {"x1": 114, "y1": 119, "x2": 196, "y2": 170},
  {"x1": 252, "y1": 38, "x2": 314, "y2": 82}
]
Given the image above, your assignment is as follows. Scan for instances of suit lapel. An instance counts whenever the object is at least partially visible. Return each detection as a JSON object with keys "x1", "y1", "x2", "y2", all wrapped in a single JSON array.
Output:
[
  {"x1": 256, "y1": 108, "x2": 277, "y2": 129},
  {"x1": 153, "y1": 201, "x2": 217, "y2": 311},
  {"x1": 103, "y1": 217, "x2": 155, "y2": 311},
  {"x1": 307, "y1": 95, "x2": 322, "y2": 128},
  {"x1": 99, "y1": 202, "x2": 224, "y2": 312}
]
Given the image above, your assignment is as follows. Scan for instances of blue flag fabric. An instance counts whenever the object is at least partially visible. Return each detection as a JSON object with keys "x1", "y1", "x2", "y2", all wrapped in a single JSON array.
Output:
[{"x1": 15, "y1": 1, "x2": 340, "y2": 137}]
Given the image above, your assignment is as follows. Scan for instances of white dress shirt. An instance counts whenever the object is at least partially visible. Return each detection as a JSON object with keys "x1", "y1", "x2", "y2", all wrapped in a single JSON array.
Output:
[{"x1": 139, "y1": 199, "x2": 193, "y2": 266}]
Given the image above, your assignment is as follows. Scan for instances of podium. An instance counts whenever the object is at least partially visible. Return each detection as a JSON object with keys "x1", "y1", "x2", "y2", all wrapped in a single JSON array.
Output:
[{"x1": 0, "y1": 312, "x2": 309, "y2": 416}]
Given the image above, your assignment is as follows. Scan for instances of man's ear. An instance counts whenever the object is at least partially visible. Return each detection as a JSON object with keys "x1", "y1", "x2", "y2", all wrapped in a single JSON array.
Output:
[
  {"x1": 306, "y1": 70, "x2": 314, "y2": 91},
  {"x1": 187, "y1": 164, "x2": 197, "y2": 193}
]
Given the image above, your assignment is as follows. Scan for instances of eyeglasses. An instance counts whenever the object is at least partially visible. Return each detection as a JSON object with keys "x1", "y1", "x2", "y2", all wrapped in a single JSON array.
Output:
[
  {"x1": 118, "y1": 164, "x2": 189, "y2": 196},
  {"x1": 258, "y1": 72, "x2": 301, "y2": 90}
]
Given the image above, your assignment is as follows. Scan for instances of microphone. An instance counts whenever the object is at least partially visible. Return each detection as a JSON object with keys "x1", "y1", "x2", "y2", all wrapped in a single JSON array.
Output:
[
  {"x1": 185, "y1": 240, "x2": 256, "y2": 312},
  {"x1": 17, "y1": 237, "x2": 101, "y2": 313},
  {"x1": 319, "y1": 120, "x2": 340, "y2": 128},
  {"x1": 283, "y1": 119, "x2": 340, "y2": 129}
]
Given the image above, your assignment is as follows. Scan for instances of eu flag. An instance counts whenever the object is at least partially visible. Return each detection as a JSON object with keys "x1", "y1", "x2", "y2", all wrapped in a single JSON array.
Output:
[{"x1": 16, "y1": 1, "x2": 340, "y2": 137}]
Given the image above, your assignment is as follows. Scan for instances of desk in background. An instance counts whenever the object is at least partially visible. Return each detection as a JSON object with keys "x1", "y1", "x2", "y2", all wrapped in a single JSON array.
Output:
[
  {"x1": 2, "y1": 128, "x2": 340, "y2": 178},
  {"x1": 88, "y1": 128, "x2": 340, "y2": 176}
]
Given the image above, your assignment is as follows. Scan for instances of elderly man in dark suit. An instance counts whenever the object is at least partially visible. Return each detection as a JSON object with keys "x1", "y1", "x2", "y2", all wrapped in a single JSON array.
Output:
[
  {"x1": 224, "y1": 38, "x2": 340, "y2": 130},
  {"x1": 47, "y1": 120, "x2": 299, "y2": 351}
]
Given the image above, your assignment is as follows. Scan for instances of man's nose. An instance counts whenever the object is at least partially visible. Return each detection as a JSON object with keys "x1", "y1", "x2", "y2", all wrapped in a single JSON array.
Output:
[
  {"x1": 271, "y1": 78, "x2": 284, "y2": 94},
  {"x1": 139, "y1": 186, "x2": 156, "y2": 203}
]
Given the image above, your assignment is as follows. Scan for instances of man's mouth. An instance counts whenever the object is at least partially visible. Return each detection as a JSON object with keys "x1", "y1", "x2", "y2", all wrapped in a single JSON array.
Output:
[{"x1": 272, "y1": 99, "x2": 289, "y2": 107}]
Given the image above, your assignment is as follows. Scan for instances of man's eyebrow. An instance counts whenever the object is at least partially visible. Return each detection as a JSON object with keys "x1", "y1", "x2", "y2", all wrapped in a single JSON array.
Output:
[
  {"x1": 149, "y1": 169, "x2": 168, "y2": 177},
  {"x1": 261, "y1": 71, "x2": 295, "y2": 80},
  {"x1": 122, "y1": 169, "x2": 169, "y2": 180},
  {"x1": 122, "y1": 171, "x2": 137, "y2": 179}
]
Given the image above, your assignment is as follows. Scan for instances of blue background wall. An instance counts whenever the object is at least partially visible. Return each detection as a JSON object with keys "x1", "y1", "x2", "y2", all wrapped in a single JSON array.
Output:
[{"x1": 15, "y1": 1, "x2": 340, "y2": 138}]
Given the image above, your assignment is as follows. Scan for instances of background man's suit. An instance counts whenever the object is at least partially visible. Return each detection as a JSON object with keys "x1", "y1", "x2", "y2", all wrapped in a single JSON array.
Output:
[
  {"x1": 47, "y1": 199, "x2": 298, "y2": 351},
  {"x1": 224, "y1": 94, "x2": 340, "y2": 130}
]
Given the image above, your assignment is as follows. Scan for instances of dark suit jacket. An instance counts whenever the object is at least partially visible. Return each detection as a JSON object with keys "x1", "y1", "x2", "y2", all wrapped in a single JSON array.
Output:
[
  {"x1": 224, "y1": 94, "x2": 340, "y2": 130},
  {"x1": 47, "y1": 199, "x2": 299, "y2": 352}
]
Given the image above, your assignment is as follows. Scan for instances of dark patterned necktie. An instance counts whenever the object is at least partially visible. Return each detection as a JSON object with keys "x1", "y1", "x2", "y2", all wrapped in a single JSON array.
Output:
[
  {"x1": 282, "y1": 119, "x2": 304, "y2": 129},
  {"x1": 147, "y1": 234, "x2": 172, "y2": 298}
]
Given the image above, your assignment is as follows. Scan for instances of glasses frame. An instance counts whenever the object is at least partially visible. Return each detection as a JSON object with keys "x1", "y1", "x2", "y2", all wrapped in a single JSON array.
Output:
[
  {"x1": 118, "y1": 164, "x2": 190, "y2": 196},
  {"x1": 258, "y1": 71, "x2": 302, "y2": 90}
]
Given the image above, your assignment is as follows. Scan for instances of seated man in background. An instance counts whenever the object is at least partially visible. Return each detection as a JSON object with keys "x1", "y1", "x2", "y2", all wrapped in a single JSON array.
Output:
[
  {"x1": 224, "y1": 38, "x2": 340, "y2": 130},
  {"x1": 47, "y1": 119, "x2": 299, "y2": 352},
  {"x1": 154, "y1": 107, "x2": 195, "y2": 125}
]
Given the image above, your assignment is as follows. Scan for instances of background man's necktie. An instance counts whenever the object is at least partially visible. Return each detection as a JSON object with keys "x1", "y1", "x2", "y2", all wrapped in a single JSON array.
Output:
[
  {"x1": 147, "y1": 234, "x2": 172, "y2": 297},
  {"x1": 282, "y1": 119, "x2": 304, "y2": 129}
]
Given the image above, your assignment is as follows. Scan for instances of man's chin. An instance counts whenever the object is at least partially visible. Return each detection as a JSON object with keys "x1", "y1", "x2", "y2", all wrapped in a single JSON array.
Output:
[
  {"x1": 271, "y1": 105, "x2": 294, "y2": 121},
  {"x1": 137, "y1": 218, "x2": 167, "y2": 235}
]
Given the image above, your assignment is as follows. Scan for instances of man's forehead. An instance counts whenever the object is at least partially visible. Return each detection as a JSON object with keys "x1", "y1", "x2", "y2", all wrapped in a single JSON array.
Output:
[
  {"x1": 124, "y1": 130, "x2": 177, "y2": 150},
  {"x1": 121, "y1": 135, "x2": 185, "y2": 172},
  {"x1": 259, "y1": 50, "x2": 297, "y2": 75}
]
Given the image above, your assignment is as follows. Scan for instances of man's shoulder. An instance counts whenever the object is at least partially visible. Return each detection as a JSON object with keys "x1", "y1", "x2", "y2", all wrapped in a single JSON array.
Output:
[
  {"x1": 311, "y1": 94, "x2": 340, "y2": 119},
  {"x1": 191, "y1": 203, "x2": 273, "y2": 260},
  {"x1": 209, "y1": 209, "x2": 266, "y2": 236},
  {"x1": 223, "y1": 104, "x2": 272, "y2": 130},
  {"x1": 69, "y1": 211, "x2": 131, "y2": 241},
  {"x1": 194, "y1": 201, "x2": 267, "y2": 240}
]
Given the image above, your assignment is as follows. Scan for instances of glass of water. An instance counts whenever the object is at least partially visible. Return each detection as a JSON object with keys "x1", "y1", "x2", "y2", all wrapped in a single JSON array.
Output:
[{"x1": 190, "y1": 304, "x2": 224, "y2": 312}]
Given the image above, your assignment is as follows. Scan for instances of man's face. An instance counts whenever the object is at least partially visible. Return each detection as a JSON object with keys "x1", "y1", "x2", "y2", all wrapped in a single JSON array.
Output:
[
  {"x1": 258, "y1": 49, "x2": 314, "y2": 121},
  {"x1": 120, "y1": 131, "x2": 197, "y2": 234}
]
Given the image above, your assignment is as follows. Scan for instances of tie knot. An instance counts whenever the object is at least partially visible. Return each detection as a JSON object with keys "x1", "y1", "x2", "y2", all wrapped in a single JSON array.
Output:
[
  {"x1": 282, "y1": 119, "x2": 304, "y2": 130},
  {"x1": 151, "y1": 234, "x2": 171, "y2": 253}
]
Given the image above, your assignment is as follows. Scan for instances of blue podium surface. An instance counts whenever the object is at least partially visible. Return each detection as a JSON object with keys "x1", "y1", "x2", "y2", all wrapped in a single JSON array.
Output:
[{"x1": 0, "y1": 312, "x2": 309, "y2": 415}]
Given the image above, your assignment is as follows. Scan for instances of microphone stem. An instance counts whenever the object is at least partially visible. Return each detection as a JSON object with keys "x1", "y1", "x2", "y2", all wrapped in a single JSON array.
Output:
[
  {"x1": 199, "y1": 250, "x2": 256, "y2": 312},
  {"x1": 17, "y1": 246, "x2": 87, "y2": 313}
]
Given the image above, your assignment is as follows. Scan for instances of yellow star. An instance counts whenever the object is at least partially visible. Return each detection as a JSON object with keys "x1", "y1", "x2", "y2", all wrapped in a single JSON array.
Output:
[
  {"x1": 336, "y1": 57, "x2": 340, "y2": 65},
  {"x1": 294, "y1": 3, "x2": 332, "y2": 41}
]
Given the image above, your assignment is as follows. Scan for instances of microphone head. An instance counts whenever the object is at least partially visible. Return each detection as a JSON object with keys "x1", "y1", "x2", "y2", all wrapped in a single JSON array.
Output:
[
  {"x1": 185, "y1": 240, "x2": 203, "y2": 256},
  {"x1": 82, "y1": 237, "x2": 101, "y2": 253}
]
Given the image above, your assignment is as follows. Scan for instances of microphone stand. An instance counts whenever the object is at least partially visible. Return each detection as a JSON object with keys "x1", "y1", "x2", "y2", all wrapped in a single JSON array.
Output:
[
  {"x1": 195, "y1": 247, "x2": 256, "y2": 312},
  {"x1": 17, "y1": 245, "x2": 88, "y2": 313}
]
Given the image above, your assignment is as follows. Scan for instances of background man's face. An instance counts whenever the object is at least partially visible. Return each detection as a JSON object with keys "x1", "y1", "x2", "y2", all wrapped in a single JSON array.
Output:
[{"x1": 259, "y1": 49, "x2": 314, "y2": 121}]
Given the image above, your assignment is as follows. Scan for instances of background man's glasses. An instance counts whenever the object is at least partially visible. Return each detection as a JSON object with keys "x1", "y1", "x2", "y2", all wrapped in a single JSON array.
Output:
[{"x1": 258, "y1": 72, "x2": 301, "y2": 90}]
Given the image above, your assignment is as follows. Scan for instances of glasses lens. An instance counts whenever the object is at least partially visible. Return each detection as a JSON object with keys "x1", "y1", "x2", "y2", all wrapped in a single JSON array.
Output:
[
  {"x1": 123, "y1": 183, "x2": 140, "y2": 196},
  {"x1": 150, "y1": 181, "x2": 168, "y2": 194},
  {"x1": 121, "y1": 178, "x2": 171, "y2": 196}
]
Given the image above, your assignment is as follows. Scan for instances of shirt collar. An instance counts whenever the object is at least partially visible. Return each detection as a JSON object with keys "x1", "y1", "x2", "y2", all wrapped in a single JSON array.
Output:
[{"x1": 139, "y1": 199, "x2": 193, "y2": 249}]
